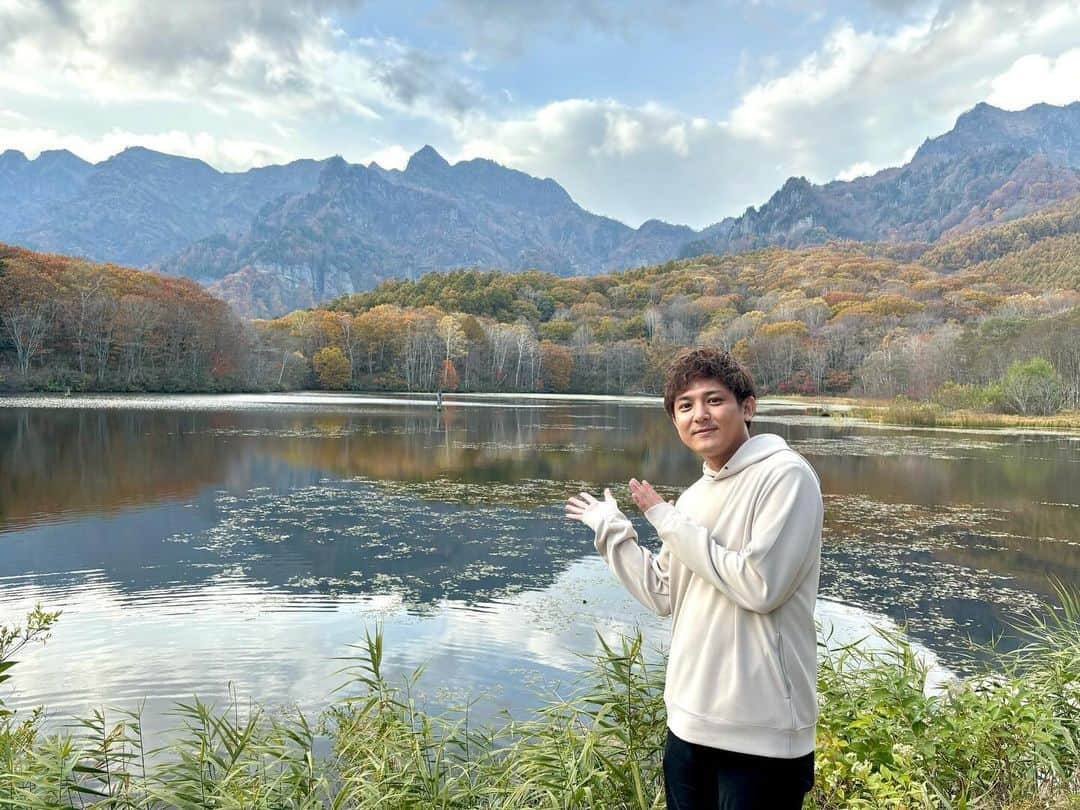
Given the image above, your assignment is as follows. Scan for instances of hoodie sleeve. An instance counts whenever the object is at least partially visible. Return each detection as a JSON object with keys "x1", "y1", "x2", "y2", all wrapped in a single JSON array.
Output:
[
  {"x1": 592, "y1": 509, "x2": 672, "y2": 617},
  {"x1": 644, "y1": 463, "x2": 821, "y2": 614}
]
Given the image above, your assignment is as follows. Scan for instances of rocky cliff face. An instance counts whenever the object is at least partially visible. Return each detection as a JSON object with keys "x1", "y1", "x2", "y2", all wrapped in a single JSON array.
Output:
[
  {"x1": 160, "y1": 150, "x2": 695, "y2": 316},
  {"x1": 1, "y1": 147, "x2": 326, "y2": 266},
  {"x1": 682, "y1": 102, "x2": 1080, "y2": 258},
  {"x1": 3, "y1": 101, "x2": 1079, "y2": 317}
]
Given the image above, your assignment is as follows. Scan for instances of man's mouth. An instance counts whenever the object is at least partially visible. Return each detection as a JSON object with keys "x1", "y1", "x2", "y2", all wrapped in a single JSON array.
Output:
[{"x1": 693, "y1": 427, "x2": 717, "y2": 435}]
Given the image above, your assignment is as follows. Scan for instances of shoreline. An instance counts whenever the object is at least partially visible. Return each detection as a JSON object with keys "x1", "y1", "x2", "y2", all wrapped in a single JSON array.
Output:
[{"x1": 4, "y1": 389, "x2": 1079, "y2": 435}]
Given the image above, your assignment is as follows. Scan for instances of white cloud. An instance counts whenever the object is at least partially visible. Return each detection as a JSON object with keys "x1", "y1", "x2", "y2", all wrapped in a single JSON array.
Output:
[
  {"x1": 0, "y1": 127, "x2": 289, "y2": 170},
  {"x1": 3, "y1": 0, "x2": 1080, "y2": 230},
  {"x1": 456, "y1": 99, "x2": 786, "y2": 227},
  {"x1": 448, "y1": 0, "x2": 1080, "y2": 227},
  {"x1": 987, "y1": 49, "x2": 1080, "y2": 110},
  {"x1": 835, "y1": 161, "x2": 877, "y2": 181},
  {"x1": 722, "y1": 0, "x2": 1080, "y2": 186},
  {"x1": 730, "y1": 23, "x2": 883, "y2": 141},
  {"x1": 0, "y1": 0, "x2": 480, "y2": 125},
  {"x1": 366, "y1": 144, "x2": 412, "y2": 170}
]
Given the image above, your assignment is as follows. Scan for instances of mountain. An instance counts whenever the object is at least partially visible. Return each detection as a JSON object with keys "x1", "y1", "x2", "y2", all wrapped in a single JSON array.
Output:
[
  {"x1": 0, "y1": 148, "x2": 93, "y2": 235},
  {"x1": 682, "y1": 101, "x2": 1080, "y2": 258},
  {"x1": 918, "y1": 193, "x2": 1080, "y2": 288},
  {"x1": 160, "y1": 150, "x2": 695, "y2": 316},
  {"x1": 0, "y1": 148, "x2": 327, "y2": 266},
  {"x1": 3, "y1": 101, "x2": 1080, "y2": 318}
]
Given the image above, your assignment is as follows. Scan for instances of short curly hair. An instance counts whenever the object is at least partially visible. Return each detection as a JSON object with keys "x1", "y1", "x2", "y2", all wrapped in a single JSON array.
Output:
[{"x1": 663, "y1": 348, "x2": 757, "y2": 422}]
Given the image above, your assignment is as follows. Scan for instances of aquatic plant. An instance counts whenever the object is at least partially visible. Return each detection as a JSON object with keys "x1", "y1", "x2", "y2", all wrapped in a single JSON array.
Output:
[{"x1": 0, "y1": 593, "x2": 1077, "y2": 808}]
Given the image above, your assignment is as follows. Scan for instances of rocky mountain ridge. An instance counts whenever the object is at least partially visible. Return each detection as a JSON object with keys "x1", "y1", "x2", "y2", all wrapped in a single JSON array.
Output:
[{"x1": 2, "y1": 101, "x2": 1079, "y2": 317}]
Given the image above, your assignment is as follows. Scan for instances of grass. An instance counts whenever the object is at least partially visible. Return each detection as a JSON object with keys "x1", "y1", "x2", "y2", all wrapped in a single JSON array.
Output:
[
  {"x1": 853, "y1": 400, "x2": 1080, "y2": 430},
  {"x1": 1, "y1": 590, "x2": 1078, "y2": 808},
  {"x1": 770, "y1": 394, "x2": 1080, "y2": 430}
]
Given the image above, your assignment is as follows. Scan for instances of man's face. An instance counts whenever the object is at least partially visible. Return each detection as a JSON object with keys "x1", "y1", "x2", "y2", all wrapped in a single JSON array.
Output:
[{"x1": 671, "y1": 378, "x2": 756, "y2": 466}]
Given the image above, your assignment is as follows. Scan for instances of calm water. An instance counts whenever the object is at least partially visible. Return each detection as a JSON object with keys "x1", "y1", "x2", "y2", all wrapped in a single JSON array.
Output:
[{"x1": 1, "y1": 393, "x2": 1077, "y2": 734}]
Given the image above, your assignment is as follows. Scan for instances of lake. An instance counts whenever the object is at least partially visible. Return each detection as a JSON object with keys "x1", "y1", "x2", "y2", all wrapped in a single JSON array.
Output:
[{"x1": 1, "y1": 392, "x2": 1077, "y2": 736}]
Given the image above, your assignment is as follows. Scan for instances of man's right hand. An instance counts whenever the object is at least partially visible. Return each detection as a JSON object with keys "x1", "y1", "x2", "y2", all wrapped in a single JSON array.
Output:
[{"x1": 565, "y1": 488, "x2": 622, "y2": 532}]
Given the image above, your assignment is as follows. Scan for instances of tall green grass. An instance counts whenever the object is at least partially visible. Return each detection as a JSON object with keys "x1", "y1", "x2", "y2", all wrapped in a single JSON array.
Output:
[{"x1": 1, "y1": 592, "x2": 1077, "y2": 808}]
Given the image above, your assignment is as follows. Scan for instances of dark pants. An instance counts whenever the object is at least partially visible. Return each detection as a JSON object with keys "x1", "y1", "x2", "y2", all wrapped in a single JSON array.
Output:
[{"x1": 662, "y1": 729, "x2": 814, "y2": 810}]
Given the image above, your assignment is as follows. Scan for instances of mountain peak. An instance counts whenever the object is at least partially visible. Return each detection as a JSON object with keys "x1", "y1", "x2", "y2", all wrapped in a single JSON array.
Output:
[
  {"x1": 0, "y1": 148, "x2": 28, "y2": 166},
  {"x1": 37, "y1": 148, "x2": 90, "y2": 169},
  {"x1": 954, "y1": 101, "x2": 1005, "y2": 127},
  {"x1": 110, "y1": 145, "x2": 214, "y2": 168},
  {"x1": 406, "y1": 145, "x2": 450, "y2": 173},
  {"x1": 914, "y1": 100, "x2": 1080, "y2": 167}
]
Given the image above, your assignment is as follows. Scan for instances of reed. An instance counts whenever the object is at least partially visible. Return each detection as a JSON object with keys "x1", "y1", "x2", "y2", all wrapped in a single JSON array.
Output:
[
  {"x1": 1, "y1": 591, "x2": 1077, "y2": 808},
  {"x1": 850, "y1": 397, "x2": 1080, "y2": 430}
]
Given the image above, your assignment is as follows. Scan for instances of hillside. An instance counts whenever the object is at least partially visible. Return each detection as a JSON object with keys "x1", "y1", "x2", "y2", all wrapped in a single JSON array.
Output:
[
  {"x1": 3, "y1": 227, "x2": 1077, "y2": 415},
  {"x1": 2, "y1": 102, "x2": 1080, "y2": 318},
  {"x1": 919, "y1": 194, "x2": 1080, "y2": 286},
  {"x1": 0, "y1": 243, "x2": 245, "y2": 390},
  {"x1": 160, "y1": 151, "x2": 695, "y2": 317},
  {"x1": 682, "y1": 102, "x2": 1080, "y2": 257},
  {"x1": 0, "y1": 148, "x2": 328, "y2": 266}
]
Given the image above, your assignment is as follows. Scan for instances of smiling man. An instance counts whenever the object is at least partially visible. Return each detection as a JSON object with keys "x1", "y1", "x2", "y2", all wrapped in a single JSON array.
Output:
[{"x1": 565, "y1": 347, "x2": 822, "y2": 809}]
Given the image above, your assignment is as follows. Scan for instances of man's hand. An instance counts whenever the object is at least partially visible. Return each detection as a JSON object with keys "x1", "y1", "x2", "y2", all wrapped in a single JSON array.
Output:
[
  {"x1": 629, "y1": 478, "x2": 669, "y2": 513},
  {"x1": 565, "y1": 488, "x2": 622, "y2": 532}
]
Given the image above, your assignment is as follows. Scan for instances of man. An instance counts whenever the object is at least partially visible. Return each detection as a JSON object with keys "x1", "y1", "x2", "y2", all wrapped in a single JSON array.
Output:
[{"x1": 565, "y1": 347, "x2": 822, "y2": 809}]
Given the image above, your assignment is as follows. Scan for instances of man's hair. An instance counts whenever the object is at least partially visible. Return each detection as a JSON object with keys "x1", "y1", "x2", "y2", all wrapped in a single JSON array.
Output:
[{"x1": 663, "y1": 348, "x2": 757, "y2": 421}]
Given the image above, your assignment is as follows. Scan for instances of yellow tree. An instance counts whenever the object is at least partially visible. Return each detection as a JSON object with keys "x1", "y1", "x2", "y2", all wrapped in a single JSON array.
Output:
[{"x1": 313, "y1": 346, "x2": 351, "y2": 389}]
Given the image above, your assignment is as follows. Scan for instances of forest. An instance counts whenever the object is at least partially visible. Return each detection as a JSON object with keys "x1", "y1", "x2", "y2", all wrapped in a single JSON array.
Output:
[{"x1": 2, "y1": 195, "x2": 1079, "y2": 415}]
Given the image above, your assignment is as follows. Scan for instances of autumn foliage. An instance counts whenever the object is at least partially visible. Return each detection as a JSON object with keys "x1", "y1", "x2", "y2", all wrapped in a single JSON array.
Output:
[
  {"x1": 3, "y1": 194, "x2": 1079, "y2": 413},
  {"x1": 0, "y1": 244, "x2": 244, "y2": 391}
]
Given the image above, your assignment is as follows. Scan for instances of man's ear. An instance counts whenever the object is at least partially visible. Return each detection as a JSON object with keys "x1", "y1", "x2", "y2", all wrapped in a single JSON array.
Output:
[{"x1": 742, "y1": 395, "x2": 757, "y2": 423}]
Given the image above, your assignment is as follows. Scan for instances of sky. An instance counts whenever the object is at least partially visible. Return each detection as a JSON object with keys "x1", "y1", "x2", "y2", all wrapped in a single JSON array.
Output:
[{"x1": 1, "y1": 0, "x2": 1079, "y2": 229}]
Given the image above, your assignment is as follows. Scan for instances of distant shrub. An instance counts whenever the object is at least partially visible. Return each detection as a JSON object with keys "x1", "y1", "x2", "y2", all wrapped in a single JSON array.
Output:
[
  {"x1": 822, "y1": 370, "x2": 854, "y2": 394},
  {"x1": 538, "y1": 320, "x2": 575, "y2": 341},
  {"x1": 1000, "y1": 357, "x2": 1065, "y2": 416},
  {"x1": 778, "y1": 370, "x2": 818, "y2": 395},
  {"x1": 932, "y1": 381, "x2": 1002, "y2": 412}
]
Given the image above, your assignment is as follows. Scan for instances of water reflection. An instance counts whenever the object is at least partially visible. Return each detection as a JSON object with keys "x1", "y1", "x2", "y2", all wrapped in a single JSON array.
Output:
[{"x1": 0, "y1": 394, "x2": 1076, "y2": 726}]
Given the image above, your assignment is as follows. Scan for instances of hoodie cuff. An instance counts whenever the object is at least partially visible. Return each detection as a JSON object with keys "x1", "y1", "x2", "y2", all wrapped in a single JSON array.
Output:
[{"x1": 643, "y1": 501, "x2": 676, "y2": 530}]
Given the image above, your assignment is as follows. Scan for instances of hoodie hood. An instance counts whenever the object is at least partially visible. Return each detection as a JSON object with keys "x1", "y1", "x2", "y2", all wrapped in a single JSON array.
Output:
[{"x1": 702, "y1": 433, "x2": 791, "y2": 480}]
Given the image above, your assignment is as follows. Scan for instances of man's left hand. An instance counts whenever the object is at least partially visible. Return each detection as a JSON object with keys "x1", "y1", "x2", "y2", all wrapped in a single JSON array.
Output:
[{"x1": 629, "y1": 478, "x2": 667, "y2": 512}]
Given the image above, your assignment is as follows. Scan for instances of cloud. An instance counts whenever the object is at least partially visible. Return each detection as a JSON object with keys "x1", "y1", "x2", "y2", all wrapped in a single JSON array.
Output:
[
  {"x1": 456, "y1": 99, "x2": 786, "y2": 228},
  {"x1": 366, "y1": 144, "x2": 412, "y2": 170},
  {"x1": 0, "y1": 0, "x2": 481, "y2": 123},
  {"x1": 720, "y1": 0, "x2": 1080, "y2": 189},
  {"x1": 4, "y1": 0, "x2": 1080, "y2": 231},
  {"x1": 0, "y1": 127, "x2": 289, "y2": 170},
  {"x1": 453, "y1": 0, "x2": 1080, "y2": 228},
  {"x1": 373, "y1": 46, "x2": 484, "y2": 118},
  {"x1": 835, "y1": 161, "x2": 877, "y2": 181},
  {"x1": 987, "y1": 48, "x2": 1080, "y2": 109}
]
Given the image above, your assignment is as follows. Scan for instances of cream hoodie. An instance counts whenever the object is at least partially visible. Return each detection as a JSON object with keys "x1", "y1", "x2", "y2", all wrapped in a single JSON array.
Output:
[{"x1": 592, "y1": 433, "x2": 822, "y2": 758}]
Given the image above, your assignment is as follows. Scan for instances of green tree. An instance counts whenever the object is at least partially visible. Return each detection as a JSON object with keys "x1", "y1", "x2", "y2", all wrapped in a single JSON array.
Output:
[{"x1": 1001, "y1": 357, "x2": 1065, "y2": 415}]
